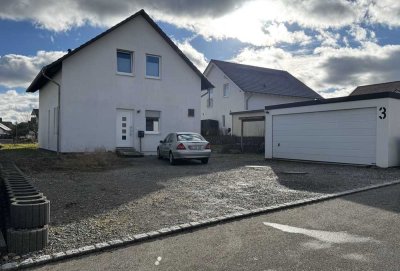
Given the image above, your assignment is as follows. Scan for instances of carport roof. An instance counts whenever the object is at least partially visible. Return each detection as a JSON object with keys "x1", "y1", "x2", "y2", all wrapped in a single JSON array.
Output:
[
  {"x1": 209, "y1": 60, "x2": 322, "y2": 99},
  {"x1": 264, "y1": 91, "x2": 400, "y2": 110}
]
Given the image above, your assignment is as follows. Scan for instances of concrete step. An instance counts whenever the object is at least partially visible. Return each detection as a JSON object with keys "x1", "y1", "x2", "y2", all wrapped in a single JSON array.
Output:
[{"x1": 116, "y1": 148, "x2": 144, "y2": 158}]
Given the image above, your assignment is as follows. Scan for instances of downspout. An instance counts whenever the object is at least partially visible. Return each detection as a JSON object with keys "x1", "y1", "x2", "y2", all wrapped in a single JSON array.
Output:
[
  {"x1": 245, "y1": 92, "x2": 254, "y2": 110},
  {"x1": 41, "y1": 69, "x2": 61, "y2": 155}
]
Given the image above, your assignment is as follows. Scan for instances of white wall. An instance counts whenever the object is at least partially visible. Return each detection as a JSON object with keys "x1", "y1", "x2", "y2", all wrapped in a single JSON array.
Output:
[
  {"x1": 265, "y1": 98, "x2": 396, "y2": 167},
  {"x1": 387, "y1": 98, "x2": 400, "y2": 166},
  {"x1": 247, "y1": 93, "x2": 309, "y2": 109},
  {"x1": 201, "y1": 64, "x2": 245, "y2": 132},
  {"x1": 38, "y1": 72, "x2": 61, "y2": 151},
  {"x1": 40, "y1": 15, "x2": 201, "y2": 154}
]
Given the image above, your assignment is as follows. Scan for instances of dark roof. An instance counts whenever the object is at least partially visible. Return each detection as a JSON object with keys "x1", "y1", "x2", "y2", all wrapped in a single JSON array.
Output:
[
  {"x1": 265, "y1": 91, "x2": 400, "y2": 111},
  {"x1": 350, "y1": 81, "x2": 400, "y2": 96},
  {"x1": 26, "y1": 9, "x2": 213, "y2": 92},
  {"x1": 209, "y1": 60, "x2": 322, "y2": 99}
]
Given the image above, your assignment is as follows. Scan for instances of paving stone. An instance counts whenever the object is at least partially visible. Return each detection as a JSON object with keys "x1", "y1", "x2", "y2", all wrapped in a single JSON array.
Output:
[
  {"x1": 133, "y1": 233, "x2": 149, "y2": 240},
  {"x1": 108, "y1": 239, "x2": 123, "y2": 246},
  {"x1": 189, "y1": 221, "x2": 200, "y2": 227},
  {"x1": 94, "y1": 242, "x2": 110, "y2": 249},
  {"x1": 146, "y1": 231, "x2": 160, "y2": 237},
  {"x1": 19, "y1": 258, "x2": 34, "y2": 267},
  {"x1": 65, "y1": 249, "x2": 80, "y2": 256},
  {"x1": 34, "y1": 255, "x2": 52, "y2": 264},
  {"x1": 78, "y1": 245, "x2": 95, "y2": 253},
  {"x1": 52, "y1": 252, "x2": 66, "y2": 260},
  {"x1": 178, "y1": 223, "x2": 191, "y2": 229},
  {"x1": 121, "y1": 236, "x2": 134, "y2": 242},
  {"x1": 158, "y1": 228, "x2": 172, "y2": 234},
  {"x1": 1, "y1": 262, "x2": 19, "y2": 270},
  {"x1": 169, "y1": 225, "x2": 182, "y2": 231}
]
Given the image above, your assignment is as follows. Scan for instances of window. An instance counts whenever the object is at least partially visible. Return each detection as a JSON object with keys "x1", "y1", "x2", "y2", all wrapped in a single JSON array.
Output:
[
  {"x1": 146, "y1": 54, "x2": 161, "y2": 78},
  {"x1": 53, "y1": 107, "x2": 58, "y2": 135},
  {"x1": 222, "y1": 115, "x2": 226, "y2": 127},
  {"x1": 145, "y1": 110, "x2": 160, "y2": 133},
  {"x1": 188, "y1": 109, "x2": 195, "y2": 117},
  {"x1": 223, "y1": 83, "x2": 229, "y2": 97},
  {"x1": 177, "y1": 133, "x2": 205, "y2": 142},
  {"x1": 207, "y1": 89, "x2": 213, "y2": 108},
  {"x1": 117, "y1": 50, "x2": 133, "y2": 74}
]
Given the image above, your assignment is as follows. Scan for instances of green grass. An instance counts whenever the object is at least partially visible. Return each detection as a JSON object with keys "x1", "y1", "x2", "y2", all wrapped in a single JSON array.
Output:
[{"x1": 1, "y1": 143, "x2": 38, "y2": 150}]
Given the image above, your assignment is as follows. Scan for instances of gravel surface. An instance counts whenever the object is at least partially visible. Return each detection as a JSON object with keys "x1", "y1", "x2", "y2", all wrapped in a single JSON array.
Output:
[{"x1": 5, "y1": 154, "x2": 400, "y2": 260}]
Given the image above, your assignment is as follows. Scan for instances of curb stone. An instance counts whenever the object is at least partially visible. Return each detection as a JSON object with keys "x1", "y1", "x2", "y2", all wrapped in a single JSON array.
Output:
[{"x1": 2, "y1": 179, "x2": 400, "y2": 271}]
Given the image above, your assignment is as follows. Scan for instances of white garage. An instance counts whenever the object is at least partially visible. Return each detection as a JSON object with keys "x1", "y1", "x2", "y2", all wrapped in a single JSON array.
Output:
[{"x1": 265, "y1": 92, "x2": 400, "y2": 168}]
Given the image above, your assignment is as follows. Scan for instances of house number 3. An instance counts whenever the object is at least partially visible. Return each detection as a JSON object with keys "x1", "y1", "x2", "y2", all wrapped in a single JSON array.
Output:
[{"x1": 379, "y1": 107, "x2": 387, "y2": 119}]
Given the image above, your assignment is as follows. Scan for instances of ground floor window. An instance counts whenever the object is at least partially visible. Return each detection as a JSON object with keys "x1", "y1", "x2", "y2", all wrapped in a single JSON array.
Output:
[
  {"x1": 222, "y1": 115, "x2": 226, "y2": 127},
  {"x1": 145, "y1": 110, "x2": 160, "y2": 133}
]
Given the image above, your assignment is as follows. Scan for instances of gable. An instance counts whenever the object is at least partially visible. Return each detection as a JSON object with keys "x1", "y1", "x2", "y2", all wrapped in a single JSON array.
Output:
[{"x1": 26, "y1": 9, "x2": 213, "y2": 93}]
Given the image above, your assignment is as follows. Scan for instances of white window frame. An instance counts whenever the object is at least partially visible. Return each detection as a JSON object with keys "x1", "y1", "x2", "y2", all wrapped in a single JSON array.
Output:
[
  {"x1": 116, "y1": 49, "x2": 134, "y2": 76},
  {"x1": 145, "y1": 54, "x2": 161, "y2": 79},
  {"x1": 145, "y1": 110, "x2": 161, "y2": 134},
  {"x1": 223, "y1": 83, "x2": 229, "y2": 98}
]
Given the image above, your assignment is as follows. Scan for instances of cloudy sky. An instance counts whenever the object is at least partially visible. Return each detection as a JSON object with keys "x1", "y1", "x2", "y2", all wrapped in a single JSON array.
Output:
[{"x1": 1, "y1": 0, "x2": 400, "y2": 122}]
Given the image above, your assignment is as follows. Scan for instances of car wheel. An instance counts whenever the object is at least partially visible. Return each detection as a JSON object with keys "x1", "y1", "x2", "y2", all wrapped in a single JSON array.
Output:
[
  {"x1": 201, "y1": 158, "x2": 209, "y2": 164},
  {"x1": 157, "y1": 148, "x2": 162, "y2": 159},
  {"x1": 169, "y1": 152, "x2": 176, "y2": 165}
]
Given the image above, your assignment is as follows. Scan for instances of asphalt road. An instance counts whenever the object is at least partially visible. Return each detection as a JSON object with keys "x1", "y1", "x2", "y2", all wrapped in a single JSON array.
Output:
[{"x1": 30, "y1": 184, "x2": 400, "y2": 271}]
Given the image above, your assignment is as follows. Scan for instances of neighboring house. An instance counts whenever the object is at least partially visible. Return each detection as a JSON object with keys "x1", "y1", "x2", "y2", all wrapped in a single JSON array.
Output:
[
  {"x1": 350, "y1": 81, "x2": 400, "y2": 96},
  {"x1": 26, "y1": 9, "x2": 213, "y2": 153},
  {"x1": 0, "y1": 118, "x2": 14, "y2": 130},
  {"x1": 0, "y1": 123, "x2": 11, "y2": 135},
  {"x1": 201, "y1": 60, "x2": 322, "y2": 134}
]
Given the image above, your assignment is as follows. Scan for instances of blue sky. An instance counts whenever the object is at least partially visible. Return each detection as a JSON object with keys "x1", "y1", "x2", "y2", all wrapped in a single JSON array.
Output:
[{"x1": 1, "y1": 0, "x2": 400, "y2": 122}]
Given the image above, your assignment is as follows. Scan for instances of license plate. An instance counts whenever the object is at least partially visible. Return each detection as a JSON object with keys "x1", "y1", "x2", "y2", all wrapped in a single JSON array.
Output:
[{"x1": 189, "y1": 145, "x2": 202, "y2": 150}]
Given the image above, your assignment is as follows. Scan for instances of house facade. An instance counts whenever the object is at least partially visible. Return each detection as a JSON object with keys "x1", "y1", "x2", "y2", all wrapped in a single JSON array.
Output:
[
  {"x1": 26, "y1": 10, "x2": 213, "y2": 154},
  {"x1": 201, "y1": 60, "x2": 322, "y2": 134}
]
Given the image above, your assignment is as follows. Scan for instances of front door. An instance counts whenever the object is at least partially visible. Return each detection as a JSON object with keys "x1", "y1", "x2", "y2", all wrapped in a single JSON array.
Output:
[{"x1": 116, "y1": 109, "x2": 134, "y2": 148}]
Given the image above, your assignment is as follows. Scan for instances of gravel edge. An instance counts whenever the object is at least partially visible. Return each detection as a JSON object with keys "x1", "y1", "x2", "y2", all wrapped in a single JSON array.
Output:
[{"x1": 2, "y1": 179, "x2": 400, "y2": 271}]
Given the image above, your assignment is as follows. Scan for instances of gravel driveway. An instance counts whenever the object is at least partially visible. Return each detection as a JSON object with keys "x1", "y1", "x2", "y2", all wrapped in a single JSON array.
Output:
[{"x1": 23, "y1": 154, "x2": 400, "y2": 256}]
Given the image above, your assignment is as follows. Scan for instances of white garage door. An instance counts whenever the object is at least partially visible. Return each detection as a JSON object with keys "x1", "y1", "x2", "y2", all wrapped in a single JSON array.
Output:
[{"x1": 272, "y1": 107, "x2": 377, "y2": 165}]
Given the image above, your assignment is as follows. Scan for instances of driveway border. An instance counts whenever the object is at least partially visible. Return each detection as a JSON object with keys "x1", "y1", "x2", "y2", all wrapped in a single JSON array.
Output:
[{"x1": 2, "y1": 179, "x2": 400, "y2": 270}]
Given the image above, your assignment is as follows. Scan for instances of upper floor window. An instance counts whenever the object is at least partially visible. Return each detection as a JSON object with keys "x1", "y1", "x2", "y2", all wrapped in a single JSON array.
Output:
[
  {"x1": 146, "y1": 54, "x2": 161, "y2": 78},
  {"x1": 117, "y1": 50, "x2": 133, "y2": 74},
  {"x1": 223, "y1": 83, "x2": 229, "y2": 97}
]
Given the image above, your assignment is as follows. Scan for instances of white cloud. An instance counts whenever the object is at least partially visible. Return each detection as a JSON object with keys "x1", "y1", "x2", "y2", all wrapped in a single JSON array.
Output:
[
  {"x1": 232, "y1": 42, "x2": 400, "y2": 98},
  {"x1": 0, "y1": 90, "x2": 38, "y2": 123},
  {"x1": 0, "y1": 50, "x2": 65, "y2": 88},
  {"x1": 175, "y1": 39, "x2": 208, "y2": 71}
]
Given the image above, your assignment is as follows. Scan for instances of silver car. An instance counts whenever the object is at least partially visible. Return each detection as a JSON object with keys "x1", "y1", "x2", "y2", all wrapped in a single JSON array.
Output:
[{"x1": 157, "y1": 132, "x2": 211, "y2": 165}]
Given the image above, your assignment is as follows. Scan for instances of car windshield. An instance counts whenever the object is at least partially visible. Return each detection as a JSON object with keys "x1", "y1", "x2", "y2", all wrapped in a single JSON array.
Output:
[{"x1": 177, "y1": 134, "x2": 205, "y2": 141}]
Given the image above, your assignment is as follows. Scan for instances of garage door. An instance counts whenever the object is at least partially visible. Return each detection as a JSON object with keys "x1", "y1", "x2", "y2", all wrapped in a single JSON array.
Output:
[{"x1": 272, "y1": 107, "x2": 377, "y2": 165}]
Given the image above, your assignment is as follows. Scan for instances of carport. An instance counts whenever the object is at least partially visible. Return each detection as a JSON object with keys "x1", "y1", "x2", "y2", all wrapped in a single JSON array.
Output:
[{"x1": 264, "y1": 92, "x2": 400, "y2": 168}]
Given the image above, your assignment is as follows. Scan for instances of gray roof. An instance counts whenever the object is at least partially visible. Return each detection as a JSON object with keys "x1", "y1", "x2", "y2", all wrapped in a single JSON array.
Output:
[
  {"x1": 26, "y1": 10, "x2": 213, "y2": 93},
  {"x1": 209, "y1": 60, "x2": 322, "y2": 99},
  {"x1": 350, "y1": 81, "x2": 400, "y2": 96}
]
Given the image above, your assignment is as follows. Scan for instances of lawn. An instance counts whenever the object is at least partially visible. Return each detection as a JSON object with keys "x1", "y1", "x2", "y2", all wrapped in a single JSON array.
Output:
[{"x1": 0, "y1": 143, "x2": 135, "y2": 173}]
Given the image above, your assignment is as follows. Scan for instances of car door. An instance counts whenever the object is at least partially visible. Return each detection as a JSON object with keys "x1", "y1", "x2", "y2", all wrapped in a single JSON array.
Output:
[
  {"x1": 161, "y1": 134, "x2": 171, "y2": 156},
  {"x1": 165, "y1": 133, "x2": 175, "y2": 154}
]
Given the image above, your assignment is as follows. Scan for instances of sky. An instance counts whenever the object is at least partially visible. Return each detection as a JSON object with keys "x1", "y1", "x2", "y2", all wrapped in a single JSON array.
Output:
[{"x1": 1, "y1": 0, "x2": 400, "y2": 122}]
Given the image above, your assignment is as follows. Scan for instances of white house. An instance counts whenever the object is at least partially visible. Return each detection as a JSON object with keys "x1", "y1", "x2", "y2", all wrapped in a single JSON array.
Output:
[
  {"x1": 26, "y1": 9, "x2": 213, "y2": 154},
  {"x1": 201, "y1": 60, "x2": 322, "y2": 135},
  {"x1": 264, "y1": 92, "x2": 400, "y2": 168}
]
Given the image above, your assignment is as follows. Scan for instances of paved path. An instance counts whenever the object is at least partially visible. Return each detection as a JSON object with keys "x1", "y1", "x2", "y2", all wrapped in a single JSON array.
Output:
[{"x1": 30, "y1": 184, "x2": 400, "y2": 271}]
